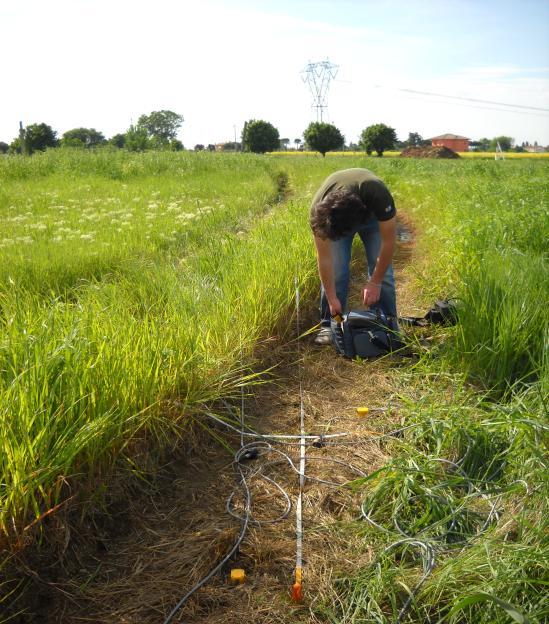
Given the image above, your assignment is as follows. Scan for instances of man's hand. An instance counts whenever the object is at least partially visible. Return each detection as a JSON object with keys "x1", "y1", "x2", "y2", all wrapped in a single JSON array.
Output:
[
  {"x1": 363, "y1": 281, "x2": 381, "y2": 307},
  {"x1": 328, "y1": 297, "x2": 343, "y2": 317}
]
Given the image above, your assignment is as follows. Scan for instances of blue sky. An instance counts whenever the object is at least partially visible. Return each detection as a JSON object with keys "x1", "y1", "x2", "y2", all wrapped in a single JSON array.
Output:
[
  {"x1": 268, "y1": 0, "x2": 549, "y2": 70},
  {"x1": 1, "y1": 0, "x2": 548, "y2": 147}
]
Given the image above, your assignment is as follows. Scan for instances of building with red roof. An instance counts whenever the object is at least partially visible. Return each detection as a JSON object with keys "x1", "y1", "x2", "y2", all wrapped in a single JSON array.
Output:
[{"x1": 429, "y1": 133, "x2": 470, "y2": 152}]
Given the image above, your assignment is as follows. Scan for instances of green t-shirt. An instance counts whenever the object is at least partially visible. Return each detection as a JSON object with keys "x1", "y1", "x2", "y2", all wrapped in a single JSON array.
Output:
[{"x1": 310, "y1": 168, "x2": 396, "y2": 224}]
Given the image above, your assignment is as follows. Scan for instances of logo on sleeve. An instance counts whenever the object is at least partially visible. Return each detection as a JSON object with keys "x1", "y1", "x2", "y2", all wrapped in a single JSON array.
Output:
[{"x1": 385, "y1": 204, "x2": 392, "y2": 212}]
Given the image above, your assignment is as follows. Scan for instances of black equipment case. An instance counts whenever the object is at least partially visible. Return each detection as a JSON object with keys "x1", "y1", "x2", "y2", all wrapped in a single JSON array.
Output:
[{"x1": 330, "y1": 308, "x2": 403, "y2": 358}]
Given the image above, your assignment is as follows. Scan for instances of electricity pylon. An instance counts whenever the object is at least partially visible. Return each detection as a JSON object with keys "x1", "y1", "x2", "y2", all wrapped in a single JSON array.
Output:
[{"x1": 301, "y1": 60, "x2": 338, "y2": 122}]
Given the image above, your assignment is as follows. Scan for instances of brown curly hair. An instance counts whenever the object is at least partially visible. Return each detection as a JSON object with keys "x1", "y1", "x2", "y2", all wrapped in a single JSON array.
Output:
[{"x1": 310, "y1": 188, "x2": 367, "y2": 240}]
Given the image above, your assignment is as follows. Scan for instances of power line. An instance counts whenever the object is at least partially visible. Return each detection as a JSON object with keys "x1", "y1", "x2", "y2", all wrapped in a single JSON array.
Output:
[
  {"x1": 397, "y1": 87, "x2": 549, "y2": 113},
  {"x1": 394, "y1": 92, "x2": 549, "y2": 118},
  {"x1": 374, "y1": 84, "x2": 549, "y2": 115}
]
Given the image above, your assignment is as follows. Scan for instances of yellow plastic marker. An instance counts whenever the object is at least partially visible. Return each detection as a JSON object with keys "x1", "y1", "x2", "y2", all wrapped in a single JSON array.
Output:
[
  {"x1": 230, "y1": 568, "x2": 246, "y2": 584},
  {"x1": 356, "y1": 407, "x2": 369, "y2": 417}
]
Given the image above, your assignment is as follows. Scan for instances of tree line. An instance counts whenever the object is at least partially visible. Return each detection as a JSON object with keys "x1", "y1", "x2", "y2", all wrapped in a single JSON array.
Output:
[
  {"x1": 0, "y1": 110, "x2": 184, "y2": 155},
  {"x1": 235, "y1": 120, "x2": 397, "y2": 156},
  {"x1": 239, "y1": 121, "x2": 528, "y2": 156},
  {"x1": 0, "y1": 111, "x2": 530, "y2": 157}
]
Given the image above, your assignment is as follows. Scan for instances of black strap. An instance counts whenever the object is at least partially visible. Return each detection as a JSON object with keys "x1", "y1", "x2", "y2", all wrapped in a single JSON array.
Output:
[{"x1": 399, "y1": 316, "x2": 428, "y2": 327}]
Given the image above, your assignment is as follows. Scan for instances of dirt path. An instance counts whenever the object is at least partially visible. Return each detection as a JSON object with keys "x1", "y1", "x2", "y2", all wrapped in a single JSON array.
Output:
[{"x1": 32, "y1": 215, "x2": 420, "y2": 624}]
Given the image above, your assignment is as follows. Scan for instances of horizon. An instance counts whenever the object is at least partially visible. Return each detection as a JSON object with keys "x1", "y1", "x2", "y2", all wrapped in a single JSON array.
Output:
[{"x1": 2, "y1": 0, "x2": 548, "y2": 147}]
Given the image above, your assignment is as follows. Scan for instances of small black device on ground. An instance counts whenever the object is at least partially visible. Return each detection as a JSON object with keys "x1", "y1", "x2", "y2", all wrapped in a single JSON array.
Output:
[{"x1": 399, "y1": 299, "x2": 459, "y2": 327}]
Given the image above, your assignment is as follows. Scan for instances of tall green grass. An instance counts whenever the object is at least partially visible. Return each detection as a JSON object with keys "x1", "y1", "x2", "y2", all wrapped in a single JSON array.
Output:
[
  {"x1": 0, "y1": 151, "x2": 320, "y2": 542},
  {"x1": 396, "y1": 158, "x2": 548, "y2": 394}
]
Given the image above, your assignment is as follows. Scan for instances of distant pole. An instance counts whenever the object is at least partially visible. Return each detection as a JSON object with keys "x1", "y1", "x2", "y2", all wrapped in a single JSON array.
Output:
[
  {"x1": 234, "y1": 124, "x2": 238, "y2": 150},
  {"x1": 19, "y1": 121, "x2": 27, "y2": 155},
  {"x1": 495, "y1": 141, "x2": 505, "y2": 161}
]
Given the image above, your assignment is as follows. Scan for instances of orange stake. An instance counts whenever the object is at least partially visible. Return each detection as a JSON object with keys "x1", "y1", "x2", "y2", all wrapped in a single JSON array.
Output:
[{"x1": 291, "y1": 581, "x2": 303, "y2": 602}]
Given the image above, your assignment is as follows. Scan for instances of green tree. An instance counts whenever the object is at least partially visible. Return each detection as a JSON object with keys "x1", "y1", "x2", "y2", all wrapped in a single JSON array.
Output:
[
  {"x1": 9, "y1": 137, "x2": 22, "y2": 154},
  {"x1": 0, "y1": 141, "x2": 8, "y2": 154},
  {"x1": 280, "y1": 137, "x2": 290, "y2": 150},
  {"x1": 125, "y1": 124, "x2": 150, "y2": 151},
  {"x1": 61, "y1": 127, "x2": 106, "y2": 148},
  {"x1": 406, "y1": 132, "x2": 423, "y2": 147},
  {"x1": 221, "y1": 141, "x2": 240, "y2": 151},
  {"x1": 19, "y1": 123, "x2": 58, "y2": 154},
  {"x1": 294, "y1": 138, "x2": 302, "y2": 150},
  {"x1": 489, "y1": 135, "x2": 513, "y2": 151},
  {"x1": 170, "y1": 139, "x2": 184, "y2": 151},
  {"x1": 303, "y1": 122, "x2": 344, "y2": 157},
  {"x1": 137, "y1": 110, "x2": 183, "y2": 144},
  {"x1": 471, "y1": 138, "x2": 495, "y2": 152},
  {"x1": 194, "y1": 144, "x2": 205, "y2": 151},
  {"x1": 241, "y1": 119, "x2": 280, "y2": 153},
  {"x1": 109, "y1": 133, "x2": 126, "y2": 148},
  {"x1": 359, "y1": 123, "x2": 396, "y2": 157}
]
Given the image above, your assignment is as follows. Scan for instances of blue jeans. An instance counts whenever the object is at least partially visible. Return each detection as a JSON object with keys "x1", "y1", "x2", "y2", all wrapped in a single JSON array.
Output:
[{"x1": 320, "y1": 216, "x2": 397, "y2": 326}]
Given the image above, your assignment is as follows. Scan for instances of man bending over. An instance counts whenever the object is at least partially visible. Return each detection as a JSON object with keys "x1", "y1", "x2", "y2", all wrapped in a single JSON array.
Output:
[{"x1": 309, "y1": 168, "x2": 397, "y2": 345}]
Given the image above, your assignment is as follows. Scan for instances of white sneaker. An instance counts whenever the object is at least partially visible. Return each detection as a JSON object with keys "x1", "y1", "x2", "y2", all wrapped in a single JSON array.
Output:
[{"x1": 314, "y1": 327, "x2": 332, "y2": 345}]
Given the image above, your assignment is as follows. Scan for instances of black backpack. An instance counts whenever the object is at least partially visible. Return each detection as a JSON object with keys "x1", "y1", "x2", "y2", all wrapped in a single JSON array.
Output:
[{"x1": 330, "y1": 308, "x2": 404, "y2": 359}]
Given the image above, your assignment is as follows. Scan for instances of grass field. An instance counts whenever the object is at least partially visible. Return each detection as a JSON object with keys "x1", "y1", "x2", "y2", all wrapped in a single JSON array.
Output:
[{"x1": 1, "y1": 150, "x2": 547, "y2": 622}]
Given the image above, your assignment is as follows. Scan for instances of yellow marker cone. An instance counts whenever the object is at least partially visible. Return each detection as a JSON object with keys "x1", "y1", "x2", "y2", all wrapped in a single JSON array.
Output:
[
  {"x1": 356, "y1": 407, "x2": 369, "y2": 417},
  {"x1": 230, "y1": 568, "x2": 246, "y2": 584}
]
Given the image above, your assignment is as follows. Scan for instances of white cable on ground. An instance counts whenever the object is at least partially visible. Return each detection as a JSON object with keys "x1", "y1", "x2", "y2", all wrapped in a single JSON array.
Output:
[{"x1": 293, "y1": 276, "x2": 305, "y2": 601}]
